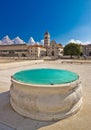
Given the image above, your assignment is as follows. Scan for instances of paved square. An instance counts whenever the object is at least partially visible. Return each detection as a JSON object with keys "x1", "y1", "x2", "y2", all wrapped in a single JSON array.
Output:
[{"x1": 0, "y1": 60, "x2": 91, "y2": 130}]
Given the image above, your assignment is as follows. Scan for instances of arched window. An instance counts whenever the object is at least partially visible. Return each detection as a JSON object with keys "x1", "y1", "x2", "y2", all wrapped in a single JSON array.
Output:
[{"x1": 52, "y1": 51, "x2": 54, "y2": 56}]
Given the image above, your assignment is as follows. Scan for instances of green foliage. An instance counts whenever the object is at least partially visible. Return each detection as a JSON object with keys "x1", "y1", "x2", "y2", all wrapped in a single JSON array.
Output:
[{"x1": 64, "y1": 43, "x2": 81, "y2": 58}]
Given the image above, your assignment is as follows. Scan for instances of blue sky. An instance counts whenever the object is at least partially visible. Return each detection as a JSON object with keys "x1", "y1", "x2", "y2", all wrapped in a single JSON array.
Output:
[{"x1": 0, "y1": 0, "x2": 91, "y2": 45}]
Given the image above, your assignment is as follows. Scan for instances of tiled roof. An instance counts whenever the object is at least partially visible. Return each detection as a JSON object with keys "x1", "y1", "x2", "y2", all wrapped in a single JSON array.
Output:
[{"x1": 30, "y1": 44, "x2": 45, "y2": 48}]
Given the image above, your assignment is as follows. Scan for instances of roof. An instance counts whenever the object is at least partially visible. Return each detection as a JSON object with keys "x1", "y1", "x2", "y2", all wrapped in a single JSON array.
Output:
[
  {"x1": 30, "y1": 44, "x2": 45, "y2": 48},
  {"x1": 0, "y1": 43, "x2": 27, "y2": 47},
  {"x1": 57, "y1": 44, "x2": 63, "y2": 48},
  {"x1": 44, "y1": 31, "x2": 50, "y2": 35},
  {"x1": 80, "y1": 44, "x2": 91, "y2": 47}
]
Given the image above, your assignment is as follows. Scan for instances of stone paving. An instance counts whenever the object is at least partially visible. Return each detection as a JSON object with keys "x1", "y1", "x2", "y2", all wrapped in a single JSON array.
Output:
[
  {"x1": 0, "y1": 60, "x2": 91, "y2": 130},
  {"x1": 0, "y1": 122, "x2": 16, "y2": 130}
]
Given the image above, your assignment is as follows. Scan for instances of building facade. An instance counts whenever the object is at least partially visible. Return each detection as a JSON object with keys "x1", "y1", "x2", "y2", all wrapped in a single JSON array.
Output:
[
  {"x1": 44, "y1": 32, "x2": 50, "y2": 48},
  {"x1": 44, "y1": 32, "x2": 63, "y2": 58},
  {"x1": 47, "y1": 41, "x2": 63, "y2": 58},
  {"x1": 80, "y1": 44, "x2": 91, "y2": 56},
  {"x1": 28, "y1": 44, "x2": 46, "y2": 59},
  {"x1": 0, "y1": 44, "x2": 29, "y2": 57},
  {"x1": 0, "y1": 32, "x2": 63, "y2": 59}
]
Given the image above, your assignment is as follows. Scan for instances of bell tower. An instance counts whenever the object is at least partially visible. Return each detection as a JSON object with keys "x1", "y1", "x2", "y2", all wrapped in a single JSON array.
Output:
[{"x1": 44, "y1": 31, "x2": 50, "y2": 48}]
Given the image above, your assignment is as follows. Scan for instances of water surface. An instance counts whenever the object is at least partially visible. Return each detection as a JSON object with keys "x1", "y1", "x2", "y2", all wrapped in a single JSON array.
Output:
[{"x1": 13, "y1": 68, "x2": 79, "y2": 85}]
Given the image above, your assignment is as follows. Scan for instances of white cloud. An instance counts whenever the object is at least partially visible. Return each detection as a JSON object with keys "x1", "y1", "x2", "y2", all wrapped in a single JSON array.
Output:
[
  {"x1": 68, "y1": 39, "x2": 91, "y2": 45},
  {"x1": 0, "y1": 36, "x2": 43, "y2": 45},
  {"x1": 28, "y1": 37, "x2": 35, "y2": 45},
  {"x1": 2, "y1": 35, "x2": 13, "y2": 45},
  {"x1": 27, "y1": 37, "x2": 44, "y2": 45},
  {"x1": 0, "y1": 40, "x2": 2, "y2": 45},
  {"x1": 68, "y1": 39, "x2": 82, "y2": 44},
  {"x1": 0, "y1": 35, "x2": 25, "y2": 45},
  {"x1": 13, "y1": 36, "x2": 24, "y2": 44},
  {"x1": 36, "y1": 42, "x2": 40, "y2": 45},
  {"x1": 84, "y1": 41, "x2": 91, "y2": 45},
  {"x1": 40, "y1": 39, "x2": 44, "y2": 45}
]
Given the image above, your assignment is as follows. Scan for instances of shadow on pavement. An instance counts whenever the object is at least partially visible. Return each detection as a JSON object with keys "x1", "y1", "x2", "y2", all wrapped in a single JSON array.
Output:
[{"x1": 0, "y1": 91, "x2": 56, "y2": 130}]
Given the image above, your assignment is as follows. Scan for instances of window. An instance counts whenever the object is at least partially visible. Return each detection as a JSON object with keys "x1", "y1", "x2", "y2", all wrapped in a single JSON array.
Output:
[
  {"x1": 45, "y1": 37, "x2": 47, "y2": 39},
  {"x1": 16, "y1": 50, "x2": 27, "y2": 52},
  {"x1": 9, "y1": 50, "x2": 14, "y2": 54}
]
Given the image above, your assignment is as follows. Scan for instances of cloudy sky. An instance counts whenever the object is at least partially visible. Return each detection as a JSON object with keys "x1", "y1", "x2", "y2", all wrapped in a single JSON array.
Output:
[{"x1": 0, "y1": 0, "x2": 91, "y2": 45}]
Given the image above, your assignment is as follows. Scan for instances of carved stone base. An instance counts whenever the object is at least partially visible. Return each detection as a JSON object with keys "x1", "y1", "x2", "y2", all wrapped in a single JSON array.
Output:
[{"x1": 10, "y1": 78, "x2": 82, "y2": 121}]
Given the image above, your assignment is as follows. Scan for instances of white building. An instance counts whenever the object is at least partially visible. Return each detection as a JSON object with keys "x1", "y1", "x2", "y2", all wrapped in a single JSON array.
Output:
[{"x1": 28, "y1": 44, "x2": 46, "y2": 59}]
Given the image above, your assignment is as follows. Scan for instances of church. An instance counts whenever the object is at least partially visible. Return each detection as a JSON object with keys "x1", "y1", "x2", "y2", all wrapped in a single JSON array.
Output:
[
  {"x1": 29, "y1": 31, "x2": 63, "y2": 59},
  {"x1": 44, "y1": 31, "x2": 63, "y2": 58}
]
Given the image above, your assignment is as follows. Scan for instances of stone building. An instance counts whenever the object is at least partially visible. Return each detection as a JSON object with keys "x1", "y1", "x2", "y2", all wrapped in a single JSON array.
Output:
[
  {"x1": 47, "y1": 41, "x2": 63, "y2": 58},
  {"x1": 0, "y1": 31, "x2": 63, "y2": 59},
  {"x1": 44, "y1": 32, "x2": 63, "y2": 58},
  {"x1": 80, "y1": 44, "x2": 91, "y2": 56},
  {"x1": 28, "y1": 44, "x2": 46, "y2": 59},
  {"x1": 0, "y1": 44, "x2": 29, "y2": 57}
]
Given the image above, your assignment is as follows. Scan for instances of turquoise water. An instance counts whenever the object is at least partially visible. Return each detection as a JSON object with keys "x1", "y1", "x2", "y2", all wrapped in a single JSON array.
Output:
[{"x1": 13, "y1": 68, "x2": 79, "y2": 85}]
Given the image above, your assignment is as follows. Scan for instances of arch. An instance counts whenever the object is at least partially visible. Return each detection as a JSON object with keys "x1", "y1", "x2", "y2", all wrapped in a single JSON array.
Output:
[
  {"x1": 22, "y1": 53, "x2": 26, "y2": 57},
  {"x1": 89, "y1": 52, "x2": 91, "y2": 56},
  {"x1": 52, "y1": 51, "x2": 54, "y2": 56}
]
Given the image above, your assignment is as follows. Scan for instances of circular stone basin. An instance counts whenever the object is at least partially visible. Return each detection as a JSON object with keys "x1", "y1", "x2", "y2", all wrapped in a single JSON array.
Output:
[{"x1": 10, "y1": 68, "x2": 82, "y2": 121}]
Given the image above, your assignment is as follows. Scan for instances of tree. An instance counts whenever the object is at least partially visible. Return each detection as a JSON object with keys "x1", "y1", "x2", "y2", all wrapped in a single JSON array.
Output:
[{"x1": 64, "y1": 43, "x2": 81, "y2": 58}]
